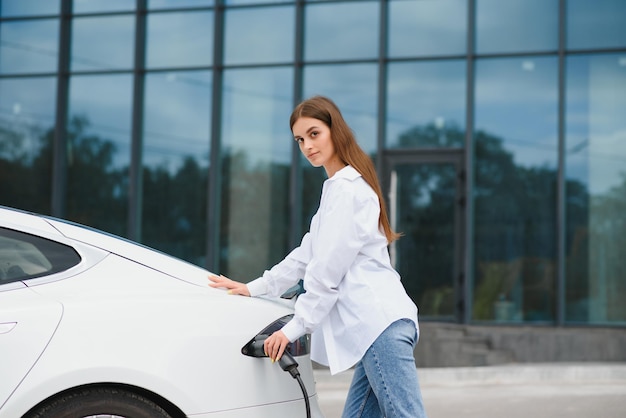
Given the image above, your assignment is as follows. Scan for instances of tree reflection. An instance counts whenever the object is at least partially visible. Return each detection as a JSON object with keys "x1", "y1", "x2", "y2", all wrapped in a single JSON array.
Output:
[{"x1": 1, "y1": 117, "x2": 624, "y2": 322}]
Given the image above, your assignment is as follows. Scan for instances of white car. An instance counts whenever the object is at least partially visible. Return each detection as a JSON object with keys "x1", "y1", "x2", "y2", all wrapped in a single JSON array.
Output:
[{"x1": 0, "y1": 205, "x2": 323, "y2": 418}]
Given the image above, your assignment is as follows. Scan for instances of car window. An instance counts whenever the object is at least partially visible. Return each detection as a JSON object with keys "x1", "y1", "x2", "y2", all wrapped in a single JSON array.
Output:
[{"x1": 0, "y1": 227, "x2": 81, "y2": 284}]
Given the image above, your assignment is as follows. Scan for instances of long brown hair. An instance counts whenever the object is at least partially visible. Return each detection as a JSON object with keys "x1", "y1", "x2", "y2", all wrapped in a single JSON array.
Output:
[{"x1": 290, "y1": 95, "x2": 401, "y2": 243}]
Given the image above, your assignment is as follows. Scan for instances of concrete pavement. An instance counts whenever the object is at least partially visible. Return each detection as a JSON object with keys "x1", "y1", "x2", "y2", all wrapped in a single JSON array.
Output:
[{"x1": 314, "y1": 363, "x2": 626, "y2": 418}]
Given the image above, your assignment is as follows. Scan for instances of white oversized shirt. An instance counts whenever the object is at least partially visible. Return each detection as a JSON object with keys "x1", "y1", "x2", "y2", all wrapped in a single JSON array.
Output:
[{"x1": 247, "y1": 165, "x2": 418, "y2": 375}]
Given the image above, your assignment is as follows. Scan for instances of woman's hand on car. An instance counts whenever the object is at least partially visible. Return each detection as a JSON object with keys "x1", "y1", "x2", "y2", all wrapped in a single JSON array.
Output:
[{"x1": 208, "y1": 274, "x2": 250, "y2": 296}]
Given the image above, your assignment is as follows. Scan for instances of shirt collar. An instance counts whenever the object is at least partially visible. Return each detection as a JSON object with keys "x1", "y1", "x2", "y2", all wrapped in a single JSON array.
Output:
[{"x1": 328, "y1": 165, "x2": 360, "y2": 182}]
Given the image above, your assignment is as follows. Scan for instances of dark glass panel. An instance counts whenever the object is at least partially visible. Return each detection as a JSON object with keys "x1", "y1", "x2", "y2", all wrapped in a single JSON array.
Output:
[
  {"x1": 0, "y1": 77, "x2": 56, "y2": 213},
  {"x1": 0, "y1": 19, "x2": 59, "y2": 74},
  {"x1": 388, "y1": 0, "x2": 466, "y2": 58},
  {"x1": 386, "y1": 60, "x2": 466, "y2": 148},
  {"x1": 0, "y1": 227, "x2": 81, "y2": 284},
  {"x1": 220, "y1": 67, "x2": 293, "y2": 280},
  {"x1": 473, "y1": 56, "x2": 558, "y2": 323},
  {"x1": 71, "y1": 15, "x2": 134, "y2": 71},
  {"x1": 565, "y1": 54, "x2": 626, "y2": 324},
  {"x1": 304, "y1": 1, "x2": 378, "y2": 61},
  {"x1": 146, "y1": 11, "x2": 213, "y2": 68},
  {"x1": 391, "y1": 162, "x2": 458, "y2": 320},
  {"x1": 142, "y1": 71, "x2": 212, "y2": 267},
  {"x1": 476, "y1": 0, "x2": 558, "y2": 54},
  {"x1": 567, "y1": 0, "x2": 626, "y2": 50},
  {"x1": 66, "y1": 74, "x2": 133, "y2": 236},
  {"x1": 224, "y1": 6, "x2": 294, "y2": 65}
]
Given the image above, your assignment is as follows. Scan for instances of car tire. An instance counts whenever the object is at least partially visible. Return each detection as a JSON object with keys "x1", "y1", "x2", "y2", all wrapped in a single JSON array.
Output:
[{"x1": 24, "y1": 386, "x2": 173, "y2": 418}]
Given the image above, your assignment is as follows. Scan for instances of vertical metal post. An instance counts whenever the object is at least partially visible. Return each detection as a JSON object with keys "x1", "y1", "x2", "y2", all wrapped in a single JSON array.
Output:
[
  {"x1": 127, "y1": 0, "x2": 147, "y2": 241},
  {"x1": 51, "y1": 0, "x2": 72, "y2": 217},
  {"x1": 207, "y1": 0, "x2": 225, "y2": 271},
  {"x1": 462, "y1": 0, "x2": 476, "y2": 324},
  {"x1": 556, "y1": 0, "x2": 566, "y2": 326},
  {"x1": 289, "y1": 0, "x2": 305, "y2": 249},
  {"x1": 376, "y1": 0, "x2": 388, "y2": 180}
]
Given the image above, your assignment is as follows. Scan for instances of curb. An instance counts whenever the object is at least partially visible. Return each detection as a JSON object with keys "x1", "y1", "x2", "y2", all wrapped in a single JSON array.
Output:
[{"x1": 314, "y1": 363, "x2": 626, "y2": 389}]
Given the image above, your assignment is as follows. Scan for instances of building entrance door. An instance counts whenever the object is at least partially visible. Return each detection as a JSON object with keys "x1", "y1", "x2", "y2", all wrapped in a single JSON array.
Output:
[{"x1": 383, "y1": 149, "x2": 465, "y2": 322}]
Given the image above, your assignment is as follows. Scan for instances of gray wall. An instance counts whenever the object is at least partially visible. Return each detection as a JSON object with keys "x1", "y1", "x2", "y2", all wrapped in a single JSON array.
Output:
[{"x1": 415, "y1": 323, "x2": 626, "y2": 367}]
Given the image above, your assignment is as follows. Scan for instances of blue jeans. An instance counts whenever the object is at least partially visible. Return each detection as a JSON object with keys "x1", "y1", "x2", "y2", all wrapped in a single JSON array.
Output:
[{"x1": 341, "y1": 319, "x2": 427, "y2": 418}]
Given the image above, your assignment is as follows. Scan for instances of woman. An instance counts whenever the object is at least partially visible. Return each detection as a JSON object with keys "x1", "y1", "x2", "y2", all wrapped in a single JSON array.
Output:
[{"x1": 209, "y1": 96, "x2": 427, "y2": 418}]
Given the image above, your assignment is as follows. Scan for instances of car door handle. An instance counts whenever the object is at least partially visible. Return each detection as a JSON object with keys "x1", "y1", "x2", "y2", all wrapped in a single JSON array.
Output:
[{"x1": 0, "y1": 322, "x2": 17, "y2": 334}]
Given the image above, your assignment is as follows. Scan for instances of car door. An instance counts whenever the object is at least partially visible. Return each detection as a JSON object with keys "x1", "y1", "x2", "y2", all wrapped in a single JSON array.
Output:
[{"x1": 0, "y1": 281, "x2": 62, "y2": 409}]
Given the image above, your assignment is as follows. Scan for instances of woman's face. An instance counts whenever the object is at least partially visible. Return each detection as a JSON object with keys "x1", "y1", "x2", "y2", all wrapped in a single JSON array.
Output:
[{"x1": 292, "y1": 116, "x2": 343, "y2": 176}]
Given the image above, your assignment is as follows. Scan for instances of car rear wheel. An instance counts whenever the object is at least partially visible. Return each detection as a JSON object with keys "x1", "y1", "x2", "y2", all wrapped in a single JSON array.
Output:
[{"x1": 24, "y1": 386, "x2": 173, "y2": 418}]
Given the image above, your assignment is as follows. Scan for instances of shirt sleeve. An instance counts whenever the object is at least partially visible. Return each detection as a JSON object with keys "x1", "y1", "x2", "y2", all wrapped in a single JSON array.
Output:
[
  {"x1": 247, "y1": 232, "x2": 312, "y2": 298},
  {"x1": 281, "y1": 179, "x2": 380, "y2": 342}
]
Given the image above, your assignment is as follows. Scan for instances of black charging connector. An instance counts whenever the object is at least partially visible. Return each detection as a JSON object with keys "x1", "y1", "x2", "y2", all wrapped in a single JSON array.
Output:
[{"x1": 243, "y1": 335, "x2": 311, "y2": 418}]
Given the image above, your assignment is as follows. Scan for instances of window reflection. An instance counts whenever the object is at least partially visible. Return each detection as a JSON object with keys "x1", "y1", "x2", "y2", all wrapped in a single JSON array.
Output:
[
  {"x1": 146, "y1": 11, "x2": 214, "y2": 69},
  {"x1": 392, "y1": 162, "x2": 458, "y2": 320},
  {"x1": 386, "y1": 60, "x2": 466, "y2": 148},
  {"x1": 567, "y1": 0, "x2": 626, "y2": 50},
  {"x1": 0, "y1": 77, "x2": 56, "y2": 214},
  {"x1": 149, "y1": 0, "x2": 214, "y2": 9},
  {"x1": 71, "y1": 16, "x2": 134, "y2": 71},
  {"x1": 303, "y1": 64, "x2": 377, "y2": 153},
  {"x1": 565, "y1": 54, "x2": 626, "y2": 324},
  {"x1": 304, "y1": 1, "x2": 378, "y2": 61},
  {"x1": 301, "y1": 63, "x2": 378, "y2": 239},
  {"x1": 473, "y1": 56, "x2": 558, "y2": 323},
  {"x1": 224, "y1": 6, "x2": 294, "y2": 65},
  {"x1": 66, "y1": 75, "x2": 133, "y2": 236},
  {"x1": 142, "y1": 71, "x2": 212, "y2": 266},
  {"x1": 388, "y1": 0, "x2": 466, "y2": 58},
  {"x1": 0, "y1": 19, "x2": 59, "y2": 74},
  {"x1": 476, "y1": 0, "x2": 558, "y2": 54},
  {"x1": 73, "y1": 0, "x2": 135, "y2": 13},
  {"x1": 225, "y1": 0, "x2": 292, "y2": 5},
  {"x1": 220, "y1": 67, "x2": 293, "y2": 280},
  {"x1": 1, "y1": 0, "x2": 59, "y2": 17}
]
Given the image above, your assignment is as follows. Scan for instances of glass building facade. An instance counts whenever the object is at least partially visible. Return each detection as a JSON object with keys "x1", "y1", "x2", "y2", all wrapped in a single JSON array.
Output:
[{"x1": 1, "y1": 0, "x2": 625, "y2": 326}]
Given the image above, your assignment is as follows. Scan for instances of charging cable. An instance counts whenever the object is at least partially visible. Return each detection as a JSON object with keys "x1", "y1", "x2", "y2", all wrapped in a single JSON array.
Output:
[
  {"x1": 246, "y1": 336, "x2": 311, "y2": 418},
  {"x1": 278, "y1": 351, "x2": 311, "y2": 418}
]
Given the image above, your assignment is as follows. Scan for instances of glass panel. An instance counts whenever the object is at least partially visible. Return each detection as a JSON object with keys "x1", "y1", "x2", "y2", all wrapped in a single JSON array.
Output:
[
  {"x1": 303, "y1": 64, "x2": 377, "y2": 154},
  {"x1": 304, "y1": 1, "x2": 378, "y2": 61},
  {"x1": 386, "y1": 60, "x2": 466, "y2": 148},
  {"x1": 71, "y1": 16, "x2": 134, "y2": 71},
  {"x1": 0, "y1": 227, "x2": 81, "y2": 284},
  {"x1": 142, "y1": 71, "x2": 212, "y2": 266},
  {"x1": 567, "y1": 0, "x2": 626, "y2": 50},
  {"x1": 220, "y1": 67, "x2": 293, "y2": 280},
  {"x1": 565, "y1": 53, "x2": 626, "y2": 324},
  {"x1": 67, "y1": 74, "x2": 133, "y2": 236},
  {"x1": 0, "y1": 19, "x2": 59, "y2": 74},
  {"x1": 476, "y1": 0, "x2": 558, "y2": 54},
  {"x1": 225, "y1": 0, "x2": 292, "y2": 4},
  {"x1": 224, "y1": 6, "x2": 294, "y2": 65},
  {"x1": 388, "y1": 0, "x2": 466, "y2": 58},
  {"x1": 146, "y1": 11, "x2": 213, "y2": 68},
  {"x1": 391, "y1": 162, "x2": 458, "y2": 320},
  {"x1": 473, "y1": 56, "x2": 558, "y2": 323},
  {"x1": 301, "y1": 63, "x2": 378, "y2": 232},
  {"x1": 149, "y1": 0, "x2": 214, "y2": 9},
  {"x1": 0, "y1": 77, "x2": 56, "y2": 214},
  {"x1": 73, "y1": 0, "x2": 135, "y2": 13},
  {"x1": 1, "y1": 0, "x2": 59, "y2": 17}
]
